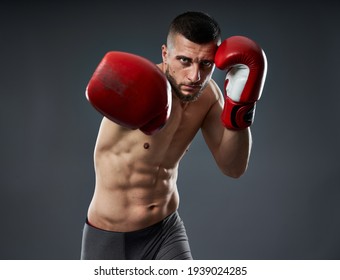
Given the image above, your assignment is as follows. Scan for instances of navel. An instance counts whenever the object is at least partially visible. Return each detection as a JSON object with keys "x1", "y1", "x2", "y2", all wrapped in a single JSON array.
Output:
[{"x1": 143, "y1": 142, "x2": 150, "y2": 149}]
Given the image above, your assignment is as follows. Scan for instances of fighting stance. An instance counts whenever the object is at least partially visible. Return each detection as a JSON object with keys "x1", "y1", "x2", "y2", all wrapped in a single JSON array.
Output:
[{"x1": 81, "y1": 11, "x2": 267, "y2": 259}]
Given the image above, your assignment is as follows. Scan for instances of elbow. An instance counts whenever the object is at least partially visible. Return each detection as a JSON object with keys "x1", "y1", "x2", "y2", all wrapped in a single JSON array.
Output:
[
  {"x1": 219, "y1": 164, "x2": 248, "y2": 179},
  {"x1": 222, "y1": 169, "x2": 245, "y2": 179}
]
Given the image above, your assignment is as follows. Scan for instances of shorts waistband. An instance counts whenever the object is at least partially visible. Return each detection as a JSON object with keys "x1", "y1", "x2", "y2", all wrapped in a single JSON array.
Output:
[{"x1": 85, "y1": 211, "x2": 178, "y2": 235}]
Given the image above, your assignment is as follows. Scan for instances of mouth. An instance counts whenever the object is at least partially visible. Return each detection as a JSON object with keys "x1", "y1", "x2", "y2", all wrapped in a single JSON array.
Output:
[
  {"x1": 172, "y1": 83, "x2": 203, "y2": 102},
  {"x1": 181, "y1": 84, "x2": 201, "y2": 92}
]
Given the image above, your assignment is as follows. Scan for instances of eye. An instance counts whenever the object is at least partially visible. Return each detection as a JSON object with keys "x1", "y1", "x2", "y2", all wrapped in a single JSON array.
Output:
[
  {"x1": 177, "y1": 56, "x2": 191, "y2": 65},
  {"x1": 200, "y1": 60, "x2": 213, "y2": 68}
]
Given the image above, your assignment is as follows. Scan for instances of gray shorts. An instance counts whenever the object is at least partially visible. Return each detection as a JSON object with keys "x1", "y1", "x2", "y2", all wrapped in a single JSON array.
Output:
[{"x1": 80, "y1": 211, "x2": 192, "y2": 260}]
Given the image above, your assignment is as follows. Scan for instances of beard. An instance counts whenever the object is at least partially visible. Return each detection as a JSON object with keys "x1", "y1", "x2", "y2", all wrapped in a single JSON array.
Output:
[{"x1": 165, "y1": 68, "x2": 207, "y2": 103}]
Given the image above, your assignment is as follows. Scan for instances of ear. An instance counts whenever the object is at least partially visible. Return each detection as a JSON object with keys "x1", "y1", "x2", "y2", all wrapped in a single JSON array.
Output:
[{"x1": 161, "y1": 44, "x2": 168, "y2": 63}]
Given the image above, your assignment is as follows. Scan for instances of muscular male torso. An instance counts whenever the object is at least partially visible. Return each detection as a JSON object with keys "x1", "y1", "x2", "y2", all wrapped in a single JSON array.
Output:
[{"x1": 87, "y1": 76, "x2": 222, "y2": 232}]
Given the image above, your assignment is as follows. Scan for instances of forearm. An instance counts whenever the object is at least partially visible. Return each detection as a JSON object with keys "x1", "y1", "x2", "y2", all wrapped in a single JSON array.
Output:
[
  {"x1": 212, "y1": 36, "x2": 266, "y2": 178},
  {"x1": 215, "y1": 127, "x2": 252, "y2": 178}
]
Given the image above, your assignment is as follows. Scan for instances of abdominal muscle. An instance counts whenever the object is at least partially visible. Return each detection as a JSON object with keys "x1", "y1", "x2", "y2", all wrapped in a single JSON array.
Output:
[
  {"x1": 87, "y1": 120, "x2": 183, "y2": 232},
  {"x1": 87, "y1": 161, "x2": 180, "y2": 232}
]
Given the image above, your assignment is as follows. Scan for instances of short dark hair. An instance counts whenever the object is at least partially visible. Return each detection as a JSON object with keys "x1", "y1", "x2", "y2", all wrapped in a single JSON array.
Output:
[{"x1": 167, "y1": 11, "x2": 221, "y2": 44}]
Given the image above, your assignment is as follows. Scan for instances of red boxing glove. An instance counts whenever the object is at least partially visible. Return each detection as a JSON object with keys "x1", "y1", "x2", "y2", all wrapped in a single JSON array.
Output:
[
  {"x1": 86, "y1": 52, "x2": 172, "y2": 135},
  {"x1": 215, "y1": 36, "x2": 267, "y2": 130}
]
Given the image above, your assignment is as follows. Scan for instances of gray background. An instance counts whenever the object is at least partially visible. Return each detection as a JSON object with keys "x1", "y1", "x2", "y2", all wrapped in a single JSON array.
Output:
[{"x1": 1, "y1": 0, "x2": 339, "y2": 259}]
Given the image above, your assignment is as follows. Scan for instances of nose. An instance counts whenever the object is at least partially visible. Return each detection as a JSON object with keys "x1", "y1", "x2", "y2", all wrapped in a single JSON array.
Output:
[{"x1": 187, "y1": 64, "x2": 201, "y2": 83}]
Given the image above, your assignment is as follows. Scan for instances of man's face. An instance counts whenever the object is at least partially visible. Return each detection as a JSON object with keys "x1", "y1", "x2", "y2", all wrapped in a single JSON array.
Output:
[{"x1": 162, "y1": 33, "x2": 218, "y2": 102}]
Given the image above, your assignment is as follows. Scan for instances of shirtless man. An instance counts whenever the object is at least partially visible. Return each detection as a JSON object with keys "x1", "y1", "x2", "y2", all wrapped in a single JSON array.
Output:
[{"x1": 81, "y1": 11, "x2": 267, "y2": 260}]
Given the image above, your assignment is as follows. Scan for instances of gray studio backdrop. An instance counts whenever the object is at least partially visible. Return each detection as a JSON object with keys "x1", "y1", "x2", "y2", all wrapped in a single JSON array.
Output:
[{"x1": 1, "y1": 1, "x2": 339, "y2": 259}]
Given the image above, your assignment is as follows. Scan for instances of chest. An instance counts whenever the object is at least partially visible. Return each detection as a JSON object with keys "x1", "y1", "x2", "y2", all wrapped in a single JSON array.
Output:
[{"x1": 148, "y1": 98, "x2": 211, "y2": 154}]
